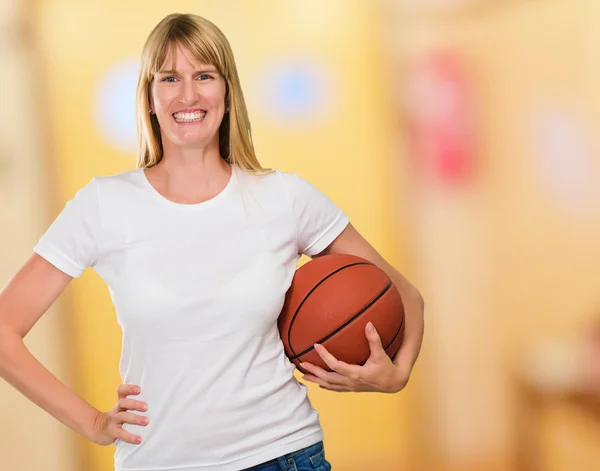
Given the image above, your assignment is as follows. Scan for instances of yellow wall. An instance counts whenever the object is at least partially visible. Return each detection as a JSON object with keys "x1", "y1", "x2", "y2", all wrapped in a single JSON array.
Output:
[
  {"x1": 389, "y1": 0, "x2": 600, "y2": 470},
  {"x1": 33, "y1": 1, "x2": 410, "y2": 470},
  {"x1": 0, "y1": 4, "x2": 77, "y2": 469}
]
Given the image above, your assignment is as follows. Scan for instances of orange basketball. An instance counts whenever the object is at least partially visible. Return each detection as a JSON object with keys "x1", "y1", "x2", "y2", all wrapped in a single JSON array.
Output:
[{"x1": 278, "y1": 254, "x2": 405, "y2": 373}]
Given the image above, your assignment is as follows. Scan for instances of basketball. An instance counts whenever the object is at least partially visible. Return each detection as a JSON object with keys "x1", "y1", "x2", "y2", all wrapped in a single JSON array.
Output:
[{"x1": 278, "y1": 253, "x2": 405, "y2": 373}]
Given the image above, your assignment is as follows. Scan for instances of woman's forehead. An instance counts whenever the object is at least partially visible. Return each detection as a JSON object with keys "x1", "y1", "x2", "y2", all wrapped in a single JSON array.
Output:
[{"x1": 159, "y1": 42, "x2": 214, "y2": 72}]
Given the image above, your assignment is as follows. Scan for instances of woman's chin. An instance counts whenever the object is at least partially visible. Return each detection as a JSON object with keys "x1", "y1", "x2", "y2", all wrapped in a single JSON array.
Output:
[{"x1": 166, "y1": 136, "x2": 217, "y2": 150}]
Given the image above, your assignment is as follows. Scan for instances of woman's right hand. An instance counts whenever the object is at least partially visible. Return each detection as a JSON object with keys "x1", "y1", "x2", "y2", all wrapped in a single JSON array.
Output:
[{"x1": 90, "y1": 384, "x2": 149, "y2": 446}]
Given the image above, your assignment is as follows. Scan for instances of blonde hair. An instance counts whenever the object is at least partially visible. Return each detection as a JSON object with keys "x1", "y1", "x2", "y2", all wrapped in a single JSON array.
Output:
[{"x1": 135, "y1": 13, "x2": 271, "y2": 174}]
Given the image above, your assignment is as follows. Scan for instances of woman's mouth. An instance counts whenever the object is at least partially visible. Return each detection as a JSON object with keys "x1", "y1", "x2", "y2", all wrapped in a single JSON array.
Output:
[{"x1": 172, "y1": 111, "x2": 206, "y2": 123}]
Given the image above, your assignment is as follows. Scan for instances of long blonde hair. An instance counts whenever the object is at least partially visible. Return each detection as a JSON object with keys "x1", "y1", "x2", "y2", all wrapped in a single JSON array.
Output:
[{"x1": 135, "y1": 13, "x2": 271, "y2": 174}]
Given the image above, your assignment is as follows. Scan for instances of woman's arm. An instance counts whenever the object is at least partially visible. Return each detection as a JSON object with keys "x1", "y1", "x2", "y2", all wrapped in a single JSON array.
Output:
[
  {"x1": 0, "y1": 254, "x2": 101, "y2": 439},
  {"x1": 304, "y1": 223, "x2": 425, "y2": 393},
  {"x1": 0, "y1": 254, "x2": 146, "y2": 445}
]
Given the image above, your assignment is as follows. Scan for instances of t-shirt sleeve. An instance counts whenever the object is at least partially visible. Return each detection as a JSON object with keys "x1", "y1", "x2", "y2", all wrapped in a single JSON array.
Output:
[
  {"x1": 33, "y1": 178, "x2": 101, "y2": 278},
  {"x1": 281, "y1": 172, "x2": 350, "y2": 257}
]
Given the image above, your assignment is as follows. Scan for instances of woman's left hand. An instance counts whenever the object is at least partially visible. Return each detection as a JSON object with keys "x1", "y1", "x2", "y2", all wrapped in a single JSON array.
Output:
[{"x1": 300, "y1": 322, "x2": 410, "y2": 393}]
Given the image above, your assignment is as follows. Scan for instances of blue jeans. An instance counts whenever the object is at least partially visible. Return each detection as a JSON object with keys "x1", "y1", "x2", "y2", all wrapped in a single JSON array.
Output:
[{"x1": 242, "y1": 441, "x2": 332, "y2": 470}]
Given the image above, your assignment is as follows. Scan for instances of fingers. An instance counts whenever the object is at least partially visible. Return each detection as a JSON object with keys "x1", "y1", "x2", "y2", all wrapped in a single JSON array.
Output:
[
  {"x1": 116, "y1": 411, "x2": 149, "y2": 427},
  {"x1": 114, "y1": 427, "x2": 143, "y2": 445},
  {"x1": 302, "y1": 373, "x2": 352, "y2": 392},
  {"x1": 301, "y1": 373, "x2": 329, "y2": 388},
  {"x1": 300, "y1": 362, "x2": 351, "y2": 386},
  {"x1": 365, "y1": 322, "x2": 387, "y2": 360},
  {"x1": 117, "y1": 384, "x2": 141, "y2": 400},
  {"x1": 118, "y1": 398, "x2": 148, "y2": 413},
  {"x1": 110, "y1": 410, "x2": 148, "y2": 445},
  {"x1": 313, "y1": 344, "x2": 359, "y2": 378},
  {"x1": 113, "y1": 384, "x2": 146, "y2": 446},
  {"x1": 303, "y1": 332, "x2": 393, "y2": 394}
]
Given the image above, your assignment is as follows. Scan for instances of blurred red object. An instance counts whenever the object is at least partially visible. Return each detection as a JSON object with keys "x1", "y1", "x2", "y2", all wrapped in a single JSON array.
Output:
[{"x1": 405, "y1": 50, "x2": 477, "y2": 185}]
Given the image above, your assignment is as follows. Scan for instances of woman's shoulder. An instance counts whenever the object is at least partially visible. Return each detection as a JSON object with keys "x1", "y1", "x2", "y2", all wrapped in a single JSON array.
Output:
[
  {"x1": 237, "y1": 166, "x2": 306, "y2": 197},
  {"x1": 94, "y1": 168, "x2": 143, "y2": 184},
  {"x1": 75, "y1": 169, "x2": 148, "y2": 208},
  {"x1": 237, "y1": 166, "x2": 305, "y2": 187},
  {"x1": 90, "y1": 168, "x2": 146, "y2": 192}
]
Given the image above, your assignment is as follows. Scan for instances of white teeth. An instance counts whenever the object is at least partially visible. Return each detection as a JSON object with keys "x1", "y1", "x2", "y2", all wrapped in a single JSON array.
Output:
[{"x1": 173, "y1": 111, "x2": 206, "y2": 122}]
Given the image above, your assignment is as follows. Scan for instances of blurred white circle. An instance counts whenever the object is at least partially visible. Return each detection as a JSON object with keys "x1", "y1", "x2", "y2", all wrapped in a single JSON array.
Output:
[
  {"x1": 93, "y1": 58, "x2": 140, "y2": 153},
  {"x1": 531, "y1": 107, "x2": 599, "y2": 216}
]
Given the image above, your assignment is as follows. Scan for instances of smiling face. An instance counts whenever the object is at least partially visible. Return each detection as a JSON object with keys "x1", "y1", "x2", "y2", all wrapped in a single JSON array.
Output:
[{"x1": 150, "y1": 42, "x2": 227, "y2": 152}]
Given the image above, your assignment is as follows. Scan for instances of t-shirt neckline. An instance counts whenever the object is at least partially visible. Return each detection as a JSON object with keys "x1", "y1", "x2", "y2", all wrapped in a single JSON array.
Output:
[{"x1": 138, "y1": 165, "x2": 238, "y2": 210}]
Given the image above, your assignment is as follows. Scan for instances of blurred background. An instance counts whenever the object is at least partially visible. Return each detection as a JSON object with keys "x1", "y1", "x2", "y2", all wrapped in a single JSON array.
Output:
[{"x1": 2, "y1": 0, "x2": 600, "y2": 470}]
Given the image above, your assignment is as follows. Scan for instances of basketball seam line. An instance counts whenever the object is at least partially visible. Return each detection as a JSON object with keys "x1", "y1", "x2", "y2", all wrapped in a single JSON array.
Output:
[
  {"x1": 287, "y1": 262, "x2": 374, "y2": 358},
  {"x1": 289, "y1": 280, "x2": 394, "y2": 360}
]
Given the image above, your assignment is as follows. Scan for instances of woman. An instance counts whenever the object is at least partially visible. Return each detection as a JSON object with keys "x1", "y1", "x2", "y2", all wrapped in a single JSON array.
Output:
[{"x1": 0, "y1": 13, "x2": 424, "y2": 471}]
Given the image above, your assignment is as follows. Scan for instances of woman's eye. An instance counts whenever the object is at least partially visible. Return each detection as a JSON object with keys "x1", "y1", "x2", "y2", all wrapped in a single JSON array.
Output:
[{"x1": 159, "y1": 74, "x2": 211, "y2": 82}]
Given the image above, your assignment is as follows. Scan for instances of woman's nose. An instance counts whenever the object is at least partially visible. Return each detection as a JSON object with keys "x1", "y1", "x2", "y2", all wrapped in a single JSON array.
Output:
[{"x1": 179, "y1": 79, "x2": 198, "y2": 105}]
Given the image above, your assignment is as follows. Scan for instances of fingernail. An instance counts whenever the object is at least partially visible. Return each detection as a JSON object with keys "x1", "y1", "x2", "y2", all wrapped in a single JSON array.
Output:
[
  {"x1": 314, "y1": 343, "x2": 321, "y2": 351},
  {"x1": 141, "y1": 418, "x2": 149, "y2": 425},
  {"x1": 367, "y1": 322, "x2": 375, "y2": 332},
  {"x1": 142, "y1": 403, "x2": 148, "y2": 411},
  {"x1": 133, "y1": 387, "x2": 140, "y2": 394},
  {"x1": 136, "y1": 436, "x2": 142, "y2": 443}
]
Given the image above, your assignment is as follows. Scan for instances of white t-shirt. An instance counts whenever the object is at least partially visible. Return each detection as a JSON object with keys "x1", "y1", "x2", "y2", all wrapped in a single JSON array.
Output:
[{"x1": 33, "y1": 165, "x2": 349, "y2": 471}]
